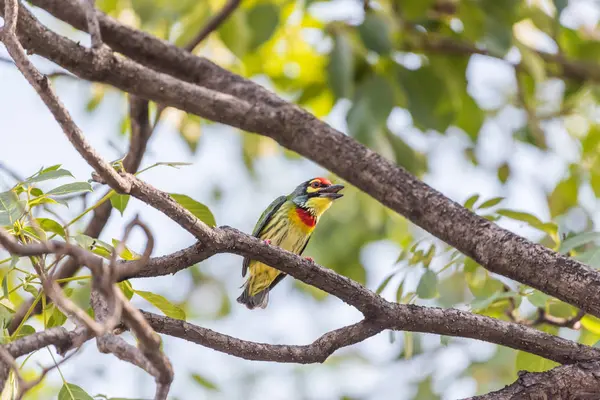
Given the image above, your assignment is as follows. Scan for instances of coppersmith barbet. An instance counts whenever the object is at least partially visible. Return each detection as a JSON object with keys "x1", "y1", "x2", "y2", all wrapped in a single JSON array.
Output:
[{"x1": 237, "y1": 177, "x2": 344, "y2": 309}]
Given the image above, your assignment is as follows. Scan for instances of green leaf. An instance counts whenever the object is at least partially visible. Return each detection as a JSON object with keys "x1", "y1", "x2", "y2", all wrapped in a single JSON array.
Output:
[
  {"x1": 454, "y1": 92, "x2": 485, "y2": 141},
  {"x1": 36, "y1": 218, "x2": 66, "y2": 238},
  {"x1": 191, "y1": 373, "x2": 219, "y2": 391},
  {"x1": 416, "y1": 270, "x2": 437, "y2": 299},
  {"x1": 347, "y1": 75, "x2": 396, "y2": 144},
  {"x1": 28, "y1": 196, "x2": 68, "y2": 208},
  {"x1": 46, "y1": 182, "x2": 93, "y2": 196},
  {"x1": 111, "y1": 239, "x2": 140, "y2": 261},
  {"x1": 471, "y1": 291, "x2": 517, "y2": 311},
  {"x1": 497, "y1": 163, "x2": 510, "y2": 183},
  {"x1": 575, "y1": 248, "x2": 600, "y2": 268},
  {"x1": 581, "y1": 315, "x2": 600, "y2": 335},
  {"x1": 47, "y1": 306, "x2": 67, "y2": 328},
  {"x1": 480, "y1": 0, "x2": 519, "y2": 56},
  {"x1": 26, "y1": 168, "x2": 74, "y2": 184},
  {"x1": 559, "y1": 232, "x2": 600, "y2": 254},
  {"x1": 58, "y1": 383, "x2": 94, "y2": 400},
  {"x1": 1, "y1": 276, "x2": 8, "y2": 299},
  {"x1": 134, "y1": 290, "x2": 186, "y2": 320},
  {"x1": 375, "y1": 273, "x2": 395, "y2": 294},
  {"x1": 118, "y1": 280, "x2": 134, "y2": 301},
  {"x1": 398, "y1": 65, "x2": 454, "y2": 132},
  {"x1": 358, "y1": 13, "x2": 392, "y2": 54},
  {"x1": 515, "y1": 350, "x2": 559, "y2": 373},
  {"x1": 74, "y1": 234, "x2": 113, "y2": 259},
  {"x1": 548, "y1": 175, "x2": 578, "y2": 218},
  {"x1": 247, "y1": 3, "x2": 279, "y2": 50},
  {"x1": 477, "y1": 197, "x2": 504, "y2": 209},
  {"x1": 496, "y1": 209, "x2": 557, "y2": 236},
  {"x1": 218, "y1": 9, "x2": 250, "y2": 58},
  {"x1": 516, "y1": 41, "x2": 546, "y2": 83},
  {"x1": 110, "y1": 194, "x2": 130, "y2": 216},
  {"x1": 528, "y1": 290, "x2": 550, "y2": 308},
  {"x1": 24, "y1": 284, "x2": 38, "y2": 297},
  {"x1": 0, "y1": 191, "x2": 25, "y2": 226},
  {"x1": 463, "y1": 194, "x2": 480, "y2": 210},
  {"x1": 170, "y1": 194, "x2": 216, "y2": 227},
  {"x1": 395, "y1": 0, "x2": 436, "y2": 19},
  {"x1": 327, "y1": 32, "x2": 354, "y2": 100},
  {"x1": 14, "y1": 325, "x2": 35, "y2": 338},
  {"x1": 30, "y1": 188, "x2": 43, "y2": 196}
]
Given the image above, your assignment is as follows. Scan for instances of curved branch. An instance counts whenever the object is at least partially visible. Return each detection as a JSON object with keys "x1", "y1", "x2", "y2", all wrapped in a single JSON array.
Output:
[{"x1": 141, "y1": 311, "x2": 383, "y2": 363}]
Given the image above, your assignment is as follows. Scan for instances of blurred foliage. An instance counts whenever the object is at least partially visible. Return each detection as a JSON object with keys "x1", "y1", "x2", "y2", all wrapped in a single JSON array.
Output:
[{"x1": 8, "y1": 0, "x2": 600, "y2": 398}]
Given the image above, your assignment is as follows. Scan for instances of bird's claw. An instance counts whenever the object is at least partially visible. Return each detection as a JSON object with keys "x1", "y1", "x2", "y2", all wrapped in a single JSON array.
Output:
[
  {"x1": 305, "y1": 256, "x2": 314, "y2": 263},
  {"x1": 263, "y1": 239, "x2": 271, "y2": 245}
]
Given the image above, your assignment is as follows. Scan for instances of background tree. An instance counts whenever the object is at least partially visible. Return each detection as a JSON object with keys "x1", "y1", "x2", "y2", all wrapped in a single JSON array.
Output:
[{"x1": 1, "y1": 0, "x2": 600, "y2": 398}]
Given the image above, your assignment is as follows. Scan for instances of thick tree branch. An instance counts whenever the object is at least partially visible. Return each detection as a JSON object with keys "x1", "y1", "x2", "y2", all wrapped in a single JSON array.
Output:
[
  {"x1": 469, "y1": 361, "x2": 600, "y2": 399},
  {"x1": 140, "y1": 304, "x2": 600, "y2": 366}
]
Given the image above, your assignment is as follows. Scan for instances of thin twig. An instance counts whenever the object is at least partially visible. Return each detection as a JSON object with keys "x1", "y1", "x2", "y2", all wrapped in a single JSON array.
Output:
[{"x1": 82, "y1": 0, "x2": 103, "y2": 49}]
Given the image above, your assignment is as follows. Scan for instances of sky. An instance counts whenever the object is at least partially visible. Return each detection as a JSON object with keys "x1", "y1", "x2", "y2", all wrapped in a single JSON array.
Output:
[{"x1": 1, "y1": 0, "x2": 599, "y2": 399}]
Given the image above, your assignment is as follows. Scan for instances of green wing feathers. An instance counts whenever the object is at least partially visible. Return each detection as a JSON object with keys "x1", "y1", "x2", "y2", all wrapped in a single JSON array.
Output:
[{"x1": 241, "y1": 195, "x2": 288, "y2": 277}]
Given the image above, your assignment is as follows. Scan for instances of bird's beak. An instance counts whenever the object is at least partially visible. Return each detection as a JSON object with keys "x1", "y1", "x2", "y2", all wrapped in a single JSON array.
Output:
[{"x1": 318, "y1": 184, "x2": 344, "y2": 199}]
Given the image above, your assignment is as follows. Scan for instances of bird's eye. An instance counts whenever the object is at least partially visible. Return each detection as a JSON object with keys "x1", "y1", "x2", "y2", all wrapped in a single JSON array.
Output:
[{"x1": 311, "y1": 181, "x2": 320, "y2": 188}]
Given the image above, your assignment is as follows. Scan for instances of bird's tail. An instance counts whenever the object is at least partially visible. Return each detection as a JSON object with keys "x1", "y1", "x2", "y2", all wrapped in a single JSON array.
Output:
[{"x1": 236, "y1": 283, "x2": 269, "y2": 310}]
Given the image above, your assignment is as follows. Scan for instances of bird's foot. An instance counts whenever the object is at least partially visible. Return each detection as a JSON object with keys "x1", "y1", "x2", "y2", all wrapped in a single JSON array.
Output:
[
  {"x1": 263, "y1": 239, "x2": 271, "y2": 245},
  {"x1": 304, "y1": 256, "x2": 314, "y2": 263}
]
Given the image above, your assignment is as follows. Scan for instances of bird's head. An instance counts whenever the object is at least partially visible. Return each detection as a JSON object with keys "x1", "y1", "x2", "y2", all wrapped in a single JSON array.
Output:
[{"x1": 291, "y1": 177, "x2": 344, "y2": 213}]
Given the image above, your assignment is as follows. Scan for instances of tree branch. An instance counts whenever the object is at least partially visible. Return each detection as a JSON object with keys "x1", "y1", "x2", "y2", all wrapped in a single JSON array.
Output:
[
  {"x1": 141, "y1": 311, "x2": 382, "y2": 363},
  {"x1": 2, "y1": 209, "x2": 599, "y2": 367},
  {"x1": 82, "y1": 0, "x2": 102, "y2": 49},
  {"x1": 0, "y1": 2, "x2": 130, "y2": 193},
  {"x1": 469, "y1": 361, "x2": 600, "y2": 399}
]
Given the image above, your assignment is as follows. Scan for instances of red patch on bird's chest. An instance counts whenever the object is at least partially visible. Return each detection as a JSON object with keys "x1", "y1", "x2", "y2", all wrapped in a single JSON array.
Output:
[{"x1": 296, "y1": 207, "x2": 316, "y2": 227}]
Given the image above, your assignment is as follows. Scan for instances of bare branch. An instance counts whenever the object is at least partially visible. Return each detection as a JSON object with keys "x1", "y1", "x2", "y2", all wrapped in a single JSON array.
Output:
[
  {"x1": 5, "y1": 326, "x2": 90, "y2": 358},
  {"x1": 184, "y1": 0, "x2": 241, "y2": 53},
  {"x1": 91, "y1": 290, "x2": 158, "y2": 377},
  {"x1": 81, "y1": 0, "x2": 102, "y2": 49},
  {"x1": 111, "y1": 215, "x2": 154, "y2": 279},
  {"x1": 140, "y1": 310, "x2": 382, "y2": 363},
  {"x1": 117, "y1": 290, "x2": 173, "y2": 392}
]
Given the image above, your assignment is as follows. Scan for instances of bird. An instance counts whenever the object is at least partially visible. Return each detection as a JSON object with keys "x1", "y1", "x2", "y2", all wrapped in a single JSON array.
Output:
[{"x1": 237, "y1": 177, "x2": 344, "y2": 309}]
